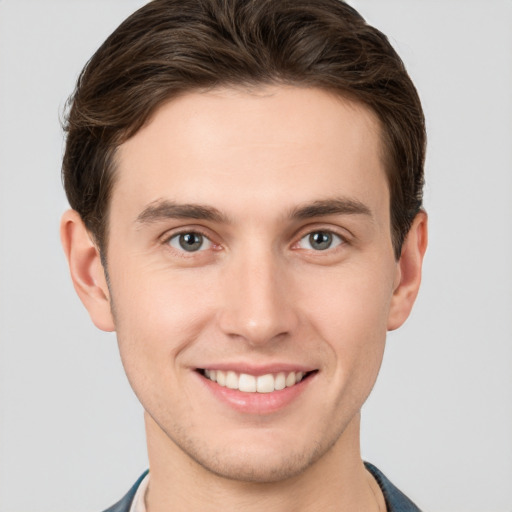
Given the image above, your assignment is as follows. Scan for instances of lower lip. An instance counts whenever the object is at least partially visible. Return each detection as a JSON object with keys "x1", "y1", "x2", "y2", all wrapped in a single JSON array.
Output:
[{"x1": 196, "y1": 372, "x2": 315, "y2": 414}]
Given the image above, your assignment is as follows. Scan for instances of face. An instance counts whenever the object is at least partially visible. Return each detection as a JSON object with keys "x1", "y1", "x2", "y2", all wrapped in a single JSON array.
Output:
[{"x1": 99, "y1": 87, "x2": 405, "y2": 482}]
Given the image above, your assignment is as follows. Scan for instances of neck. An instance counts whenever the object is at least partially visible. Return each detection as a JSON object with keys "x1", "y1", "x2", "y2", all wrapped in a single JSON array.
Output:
[{"x1": 144, "y1": 413, "x2": 385, "y2": 512}]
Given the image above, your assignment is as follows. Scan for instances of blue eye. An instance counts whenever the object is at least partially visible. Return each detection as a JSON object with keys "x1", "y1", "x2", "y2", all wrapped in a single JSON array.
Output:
[
  {"x1": 298, "y1": 231, "x2": 343, "y2": 251},
  {"x1": 168, "y1": 232, "x2": 212, "y2": 252}
]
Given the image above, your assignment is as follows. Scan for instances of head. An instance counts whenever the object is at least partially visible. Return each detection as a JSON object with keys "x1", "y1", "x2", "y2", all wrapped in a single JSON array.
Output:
[
  {"x1": 62, "y1": 0, "x2": 425, "y2": 263},
  {"x1": 61, "y1": 0, "x2": 427, "y2": 486}
]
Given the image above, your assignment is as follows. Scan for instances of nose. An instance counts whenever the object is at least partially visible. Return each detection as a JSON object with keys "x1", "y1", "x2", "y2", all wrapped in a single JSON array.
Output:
[{"x1": 217, "y1": 248, "x2": 299, "y2": 346}]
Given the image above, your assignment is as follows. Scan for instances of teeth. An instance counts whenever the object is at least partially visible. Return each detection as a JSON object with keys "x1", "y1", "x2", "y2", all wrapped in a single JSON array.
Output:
[
  {"x1": 239, "y1": 373, "x2": 257, "y2": 392},
  {"x1": 274, "y1": 372, "x2": 286, "y2": 391},
  {"x1": 203, "y1": 369, "x2": 308, "y2": 393},
  {"x1": 226, "y1": 371, "x2": 238, "y2": 389},
  {"x1": 216, "y1": 370, "x2": 226, "y2": 386},
  {"x1": 256, "y1": 374, "x2": 274, "y2": 393}
]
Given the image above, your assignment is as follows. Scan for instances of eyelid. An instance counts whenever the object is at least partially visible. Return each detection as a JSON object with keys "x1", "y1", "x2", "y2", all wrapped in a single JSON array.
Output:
[
  {"x1": 160, "y1": 226, "x2": 219, "y2": 252},
  {"x1": 168, "y1": 232, "x2": 213, "y2": 252},
  {"x1": 292, "y1": 224, "x2": 351, "y2": 247},
  {"x1": 296, "y1": 231, "x2": 345, "y2": 251},
  {"x1": 158, "y1": 223, "x2": 350, "y2": 253}
]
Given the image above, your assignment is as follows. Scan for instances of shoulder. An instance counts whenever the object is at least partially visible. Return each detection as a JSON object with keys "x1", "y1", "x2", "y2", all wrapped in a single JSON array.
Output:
[
  {"x1": 102, "y1": 470, "x2": 149, "y2": 512},
  {"x1": 364, "y1": 462, "x2": 423, "y2": 512},
  {"x1": 102, "y1": 465, "x2": 420, "y2": 512}
]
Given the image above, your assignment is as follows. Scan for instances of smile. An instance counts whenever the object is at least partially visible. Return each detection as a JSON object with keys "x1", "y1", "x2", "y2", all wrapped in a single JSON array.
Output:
[{"x1": 201, "y1": 369, "x2": 310, "y2": 393}]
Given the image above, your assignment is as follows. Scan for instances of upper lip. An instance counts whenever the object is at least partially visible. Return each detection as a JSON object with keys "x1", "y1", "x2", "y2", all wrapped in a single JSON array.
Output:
[{"x1": 195, "y1": 362, "x2": 317, "y2": 376}]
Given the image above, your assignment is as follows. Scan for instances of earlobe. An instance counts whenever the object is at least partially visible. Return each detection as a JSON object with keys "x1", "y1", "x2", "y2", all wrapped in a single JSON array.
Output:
[
  {"x1": 60, "y1": 209, "x2": 115, "y2": 332},
  {"x1": 387, "y1": 211, "x2": 428, "y2": 331}
]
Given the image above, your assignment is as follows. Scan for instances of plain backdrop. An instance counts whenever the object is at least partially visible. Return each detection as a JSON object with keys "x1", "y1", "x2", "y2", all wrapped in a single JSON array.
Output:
[{"x1": 1, "y1": 1, "x2": 511, "y2": 511}]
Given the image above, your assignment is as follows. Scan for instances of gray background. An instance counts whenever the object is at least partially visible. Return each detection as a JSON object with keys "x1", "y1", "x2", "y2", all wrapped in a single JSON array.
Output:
[{"x1": 1, "y1": 1, "x2": 511, "y2": 510}]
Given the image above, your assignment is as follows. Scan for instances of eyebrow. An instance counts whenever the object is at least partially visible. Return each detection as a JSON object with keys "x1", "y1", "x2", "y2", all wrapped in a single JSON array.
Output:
[
  {"x1": 288, "y1": 198, "x2": 372, "y2": 220},
  {"x1": 135, "y1": 196, "x2": 372, "y2": 226},
  {"x1": 135, "y1": 200, "x2": 229, "y2": 225}
]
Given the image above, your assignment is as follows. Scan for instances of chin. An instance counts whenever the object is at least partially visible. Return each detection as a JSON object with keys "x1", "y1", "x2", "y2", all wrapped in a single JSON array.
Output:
[
  {"x1": 174, "y1": 430, "x2": 332, "y2": 484},
  {"x1": 196, "y1": 448, "x2": 322, "y2": 483}
]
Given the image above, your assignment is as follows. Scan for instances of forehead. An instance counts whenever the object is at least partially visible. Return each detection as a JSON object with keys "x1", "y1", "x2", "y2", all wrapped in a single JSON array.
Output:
[{"x1": 113, "y1": 86, "x2": 388, "y2": 223}]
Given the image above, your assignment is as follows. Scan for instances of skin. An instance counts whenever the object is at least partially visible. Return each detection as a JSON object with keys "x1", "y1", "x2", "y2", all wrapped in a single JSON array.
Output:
[{"x1": 61, "y1": 86, "x2": 427, "y2": 512}]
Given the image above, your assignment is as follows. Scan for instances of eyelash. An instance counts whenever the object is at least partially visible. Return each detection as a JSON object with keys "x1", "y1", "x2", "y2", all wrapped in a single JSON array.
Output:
[
  {"x1": 161, "y1": 226, "x2": 349, "y2": 255},
  {"x1": 162, "y1": 228, "x2": 217, "y2": 255},
  {"x1": 295, "y1": 230, "x2": 346, "y2": 252}
]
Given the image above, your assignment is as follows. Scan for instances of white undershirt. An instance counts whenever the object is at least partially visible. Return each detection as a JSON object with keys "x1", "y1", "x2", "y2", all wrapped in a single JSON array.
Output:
[{"x1": 129, "y1": 473, "x2": 150, "y2": 512}]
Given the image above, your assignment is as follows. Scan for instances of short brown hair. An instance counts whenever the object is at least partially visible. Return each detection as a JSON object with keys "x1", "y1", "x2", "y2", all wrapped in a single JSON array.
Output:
[{"x1": 62, "y1": 0, "x2": 425, "y2": 260}]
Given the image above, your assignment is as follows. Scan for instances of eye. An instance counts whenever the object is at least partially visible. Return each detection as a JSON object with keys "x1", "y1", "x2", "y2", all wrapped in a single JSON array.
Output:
[
  {"x1": 297, "y1": 230, "x2": 344, "y2": 251},
  {"x1": 168, "y1": 232, "x2": 213, "y2": 252}
]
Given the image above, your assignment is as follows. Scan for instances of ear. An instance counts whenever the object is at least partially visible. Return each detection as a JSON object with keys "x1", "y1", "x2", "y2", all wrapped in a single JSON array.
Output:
[
  {"x1": 387, "y1": 211, "x2": 428, "y2": 331},
  {"x1": 60, "y1": 209, "x2": 115, "y2": 332}
]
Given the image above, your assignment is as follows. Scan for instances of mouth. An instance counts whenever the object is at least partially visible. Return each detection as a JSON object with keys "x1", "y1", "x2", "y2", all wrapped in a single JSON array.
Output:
[{"x1": 198, "y1": 368, "x2": 316, "y2": 393}]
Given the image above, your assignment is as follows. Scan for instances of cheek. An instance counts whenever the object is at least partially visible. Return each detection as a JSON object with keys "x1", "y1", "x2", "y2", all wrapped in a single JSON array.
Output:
[
  {"x1": 300, "y1": 261, "x2": 394, "y2": 335},
  {"x1": 297, "y1": 260, "x2": 394, "y2": 381},
  {"x1": 109, "y1": 264, "x2": 217, "y2": 377},
  {"x1": 109, "y1": 268, "x2": 221, "y2": 423}
]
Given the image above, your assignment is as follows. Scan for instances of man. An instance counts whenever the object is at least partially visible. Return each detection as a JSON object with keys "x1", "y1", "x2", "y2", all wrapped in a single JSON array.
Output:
[{"x1": 60, "y1": 0, "x2": 427, "y2": 510}]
